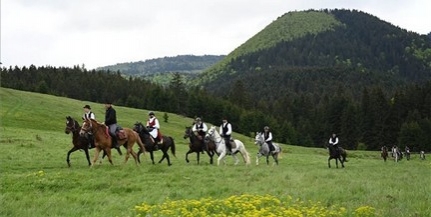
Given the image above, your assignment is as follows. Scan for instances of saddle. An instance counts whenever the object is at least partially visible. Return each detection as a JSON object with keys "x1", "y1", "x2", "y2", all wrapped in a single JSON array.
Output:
[
  {"x1": 116, "y1": 129, "x2": 126, "y2": 140},
  {"x1": 229, "y1": 140, "x2": 237, "y2": 149}
]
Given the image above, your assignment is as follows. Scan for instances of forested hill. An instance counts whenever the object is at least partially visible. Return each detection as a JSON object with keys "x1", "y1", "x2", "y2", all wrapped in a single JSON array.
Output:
[
  {"x1": 198, "y1": 9, "x2": 431, "y2": 98},
  {"x1": 97, "y1": 55, "x2": 225, "y2": 85}
]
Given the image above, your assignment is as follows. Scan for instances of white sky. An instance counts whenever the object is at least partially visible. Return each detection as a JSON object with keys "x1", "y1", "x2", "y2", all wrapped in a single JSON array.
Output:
[{"x1": 1, "y1": 0, "x2": 430, "y2": 69}]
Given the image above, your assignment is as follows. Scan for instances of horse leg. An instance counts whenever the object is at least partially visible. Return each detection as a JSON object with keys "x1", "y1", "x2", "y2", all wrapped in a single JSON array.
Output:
[
  {"x1": 66, "y1": 146, "x2": 78, "y2": 167},
  {"x1": 328, "y1": 157, "x2": 331, "y2": 168},
  {"x1": 91, "y1": 147, "x2": 102, "y2": 166},
  {"x1": 232, "y1": 154, "x2": 240, "y2": 165},
  {"x1": 266, "y1": 155, "x2": 270, "y2": 165},
  {"x1": 256, "y1": 155, "x2": 260, "y2": 165},
  {"x1": 208, "y1": 151, "x2": 214, "y2": 165},
  {"x1": 104, "y1": 148, "x2": 113, "y2": 165},
  {"x1": 273, "y1": 154, "x2": 279, "y2": 165},
  {"x1": 196, "y1": 151, "x2": 200, "y2": 165},
  {"x1": 185, "y1": 150, "x2": 192, "y2": 163},
  {"x1": 150, "y1": 150, "x2": 154, "y2": 164},
  {"x1": 340, "y1": 157, "x2": 344, "y2": 168},
  {"x1": 217, "y1": 152, "x2": 226, "y2": 166},
  {"x1": 84, "y1": 148, "x2": 91, "y2": 166}
]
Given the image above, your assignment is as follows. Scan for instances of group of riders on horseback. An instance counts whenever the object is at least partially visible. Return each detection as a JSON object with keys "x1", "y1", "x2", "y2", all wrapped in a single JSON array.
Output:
[
  {"x1": 82, "y1": 101, "x2": 164, "y2": 151},
  {"x1": 81, "y1": 100, "x2": 279, "y2": 155}
]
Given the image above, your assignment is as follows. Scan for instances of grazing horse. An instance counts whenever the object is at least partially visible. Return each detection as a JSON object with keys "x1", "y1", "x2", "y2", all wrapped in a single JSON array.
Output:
[
  {"x1": 420, "y1": 151, "x2": 426, "y2": 160},
  {"x1": 254, "y1": 132, "x2": 282, "y2": 165},
  {"x1": 381, "y1": 146, "x2": 388, "y2": 162},
  {"x1": 79, "y1": 119, "x2": 145, "y2": 166},
  {"x1": 326, "y1": 144, "x2": 347, "y2": 168},
  {"x1": 183, "y1": 126, "x2": 216, "y2": 164},
  {"x1": 64, "y1": 116, "x2": 122, "y2": 167},
  {"x1": 204, "y1": 126, "x2": 251, "y2": 166},
  {"x1": 133, "y1": 122, "x2": 176, "y2": 166}
]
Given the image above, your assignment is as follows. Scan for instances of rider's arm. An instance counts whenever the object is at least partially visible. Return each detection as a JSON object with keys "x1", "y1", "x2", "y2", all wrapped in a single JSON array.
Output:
[
  {"x1": 265, "y1": 132, "x2": 273, "y2": 142},
  {"x1": 226, "y1": 124, "x2": 232, "y2": 135}
]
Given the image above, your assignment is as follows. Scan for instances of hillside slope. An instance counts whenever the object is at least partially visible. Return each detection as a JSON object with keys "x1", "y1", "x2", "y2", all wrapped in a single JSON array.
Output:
[
  {"x1": 97, "y1": 55, "x2": 225, "y2": 85},
  {"x1": 197, "y1": 9, "x2": 431, "y2": 97}
]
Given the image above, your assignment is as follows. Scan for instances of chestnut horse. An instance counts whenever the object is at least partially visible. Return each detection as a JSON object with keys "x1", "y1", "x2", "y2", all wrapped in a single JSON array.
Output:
[
  {"x1": 64, "y1": 116, "x2": 122, "y2": 167},
  {"x1": 183, "y1": 126, "x2": 216, "y2": 164},
  {"x1": 79, "y1": 119, "x2": 145, "y2": 166}
]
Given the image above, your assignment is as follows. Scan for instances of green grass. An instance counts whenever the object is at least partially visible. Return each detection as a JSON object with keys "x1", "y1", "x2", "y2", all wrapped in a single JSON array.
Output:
[{"x1": 1, "y1": 87, "x2": 430, "y2": 217}]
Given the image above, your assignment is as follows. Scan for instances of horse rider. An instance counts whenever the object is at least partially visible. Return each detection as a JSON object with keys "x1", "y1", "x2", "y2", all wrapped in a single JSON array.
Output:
[
  {"x1": 219, "y1": 117, "x2": 233, "y2": 153},
  {"x1": 263, "y1": 126, "x2": 276, "y2": 154},
  {"x1": 104, "y1": 101, "x2": 119, "y2": 148},
  {"x1": 192, "y1": 117, "x2": 208, "y2": 153},
  {"x1": 405, "y1": 145, "x2": 410, "y2": 153},
  {"x1": 328, "y1": 133, "x2": 339, "y2": 155},
  {"x1": 82, "y1": 104, "x2": 96, "y2": 148},
  {"x1": 146, "y1": 111, "x2": 163, "y2": 149}
]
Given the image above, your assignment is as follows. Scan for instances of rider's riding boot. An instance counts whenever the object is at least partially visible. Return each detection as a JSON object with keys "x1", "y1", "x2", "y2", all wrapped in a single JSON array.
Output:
[
  {"x1": 112, "y1": 137, "x2": 119, "y2": 149},
  {"x1": 154, "y1": 139, "x2": 159, "y2": 150}
]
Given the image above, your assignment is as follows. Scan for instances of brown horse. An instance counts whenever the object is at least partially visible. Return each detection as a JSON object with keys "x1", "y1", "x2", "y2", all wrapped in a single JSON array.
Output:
[
  {"x1": 381, "y1": 146, "x2": 388, "y2": 162},
  {"x1": 183, "y1": 126, "x2": 216, "y2": 164},
  {"x1": 133, "y1": 122, "x2": 176, "y2": 166},
  {"x1": 79, "y1": 119, "x2": 145, "y2": 166},
  {"x1": 65, "y1": 116, "x2": 122, "y2": 167},
  {"x1": 326, "y1": 144, "x2": 347, "y2": 168}
]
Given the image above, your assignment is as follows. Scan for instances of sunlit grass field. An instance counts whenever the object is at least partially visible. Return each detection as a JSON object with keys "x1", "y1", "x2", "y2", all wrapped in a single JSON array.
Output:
[{"x1": 1, "y1": 87, "x2": 430, "y2": 217}]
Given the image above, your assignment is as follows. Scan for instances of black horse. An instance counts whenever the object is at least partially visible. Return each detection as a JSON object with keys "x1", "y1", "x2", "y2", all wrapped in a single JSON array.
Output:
[
  {"x1": 65, "y1": 116, "x2": 122, "y2": 167},
  {"x1": 183, "y1": 126, "x2": 216, "y2": 164},
  {"x1": 326, "y1": 144, "x2": 347, "y2": 168},
  {"x1": 133, "y1": 122, "x2": 176, "y2": 166}
]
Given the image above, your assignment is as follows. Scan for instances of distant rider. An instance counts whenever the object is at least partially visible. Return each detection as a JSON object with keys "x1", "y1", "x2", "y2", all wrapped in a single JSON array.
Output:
[
  {"x1": 219, "y1": 117, "x2": 233, "y2": 153},
  {"x1": 263, "y1": 126, "x2": 275, "y2": 154}
]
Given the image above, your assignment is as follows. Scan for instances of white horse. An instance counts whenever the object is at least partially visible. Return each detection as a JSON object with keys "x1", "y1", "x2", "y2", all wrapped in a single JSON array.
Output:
[
  {"x1": 420, "y1": 151, "x2": 425, "y2": 160},
  {"x1": 254, "y1": 132, "x2": 282, "y2": 165},
  {"x1": 392, "y1": 146, "x2": 400, "y2": 162},
  {"x1": 204, "y1": 126, "x2": 251, "y2": 166}
]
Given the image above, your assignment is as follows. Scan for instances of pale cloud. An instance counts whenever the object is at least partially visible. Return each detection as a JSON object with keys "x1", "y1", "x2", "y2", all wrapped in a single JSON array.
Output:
[{"x1": 1, "y1": 0, "x2": 430, "y2": 69}]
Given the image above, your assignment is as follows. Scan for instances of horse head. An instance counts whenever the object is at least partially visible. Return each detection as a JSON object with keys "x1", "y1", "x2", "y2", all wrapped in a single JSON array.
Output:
[
  {"x1": 79, "y1": 118, "x2": 94, "y2": 136},
  {"x1": 133, "y1": 122, "x2": 150, "y2": 135},
  {"x1": 183, "y1": 126, "x2": 192, "y2": 139},
  {"x1": 65, "y1": 116, "x2": 79, "y2": 134},
  {"x1": 254, "y1": 132, "x2": 265, "y2": 146},
  {"x1": 205, "y1": 126, "x2": 217, "y2": 140}
]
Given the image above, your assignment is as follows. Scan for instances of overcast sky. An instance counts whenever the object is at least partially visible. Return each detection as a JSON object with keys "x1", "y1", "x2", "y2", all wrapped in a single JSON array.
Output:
[{"x1": 2, "y1": 0, "x2": 430, "y2": 69}]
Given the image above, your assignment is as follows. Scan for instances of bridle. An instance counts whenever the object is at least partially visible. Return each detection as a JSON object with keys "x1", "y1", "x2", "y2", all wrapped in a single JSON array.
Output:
[
  {"x1": 66, "y1": 119, "x2": 78, "y2": 132},
  {"x1": 206, "y1": 129, "x2": 223, "y2": 144}
]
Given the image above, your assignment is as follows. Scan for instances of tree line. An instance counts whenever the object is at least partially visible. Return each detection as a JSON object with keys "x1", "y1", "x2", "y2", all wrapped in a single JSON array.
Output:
[{"x1": 1, "y1": 65, "x2": 430, "y2": 152}]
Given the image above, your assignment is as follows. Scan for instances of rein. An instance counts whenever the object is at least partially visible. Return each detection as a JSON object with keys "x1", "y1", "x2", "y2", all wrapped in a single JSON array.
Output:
[{"x1": 66, "y1": 120, "x2": 78, "y2": 132}]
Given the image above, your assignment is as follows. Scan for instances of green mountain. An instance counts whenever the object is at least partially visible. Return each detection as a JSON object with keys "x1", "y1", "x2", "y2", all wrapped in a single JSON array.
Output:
[
  {"x1": 197, "y1": 9, "x2": 431, "y2": 98},
  {"x1": 97, "y1": 55, "x2": 225, "y2": 85}
]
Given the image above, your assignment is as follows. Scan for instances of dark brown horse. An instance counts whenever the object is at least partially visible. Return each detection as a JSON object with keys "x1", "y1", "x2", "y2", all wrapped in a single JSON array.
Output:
[
  {"x1": 79, "y1": 119, "x2": 145, "y2": 166},
  {"x1": 381, "y1": 146, "x2": 388, "y2": 162},
  {"x1": 183, "y1": 126, "x2": 216, "y2": 164},
  {"x1": 65, "y1": 116, "x2": 122, "y2": 167},
  {"x1": 327, "y1": 144, "x2": 347, "y2": 168},
  {"x1": 133, "y1": 122, "x2": 176, "y2": 166}
]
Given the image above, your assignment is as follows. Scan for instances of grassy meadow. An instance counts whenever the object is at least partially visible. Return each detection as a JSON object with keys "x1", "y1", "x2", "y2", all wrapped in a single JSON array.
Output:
[{"x1": 0, "y1": 87, "x2": 430, "y2": 217}]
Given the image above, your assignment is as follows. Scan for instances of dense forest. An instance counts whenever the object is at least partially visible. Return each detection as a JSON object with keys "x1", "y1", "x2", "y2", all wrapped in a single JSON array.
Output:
[
  {"x1": 97, "y1": 55, "x2": 225, "y2": 86},
  {"x1": 1, "y1": 65, "x2": 430, "y2": 152}
]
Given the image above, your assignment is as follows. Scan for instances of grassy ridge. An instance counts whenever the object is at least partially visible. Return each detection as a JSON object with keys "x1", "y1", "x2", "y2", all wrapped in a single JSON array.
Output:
[
  {"x1": 199, "y1": 10, "x2": 343, "y2": 84},
  {"x1": 1, "y1": 88, "x2": 430, "y2": 217}
]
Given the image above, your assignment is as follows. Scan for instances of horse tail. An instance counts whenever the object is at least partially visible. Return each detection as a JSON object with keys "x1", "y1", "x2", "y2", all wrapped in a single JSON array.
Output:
[
  {"x1": 342, "y1": 149, "x2": 348, "y2": 162},
  {"x1": 277, "y1": 145, "x2": 283, "y2": 159},
  {"x1": 238, "y1": 141, "x2": 251, "y2": 165},
  {"x1": 170, "y1": 137, "x2": 176, "y2": 157},
  {"x1": 136, "y1": 132, "x2": 146, "y2": 155}
]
